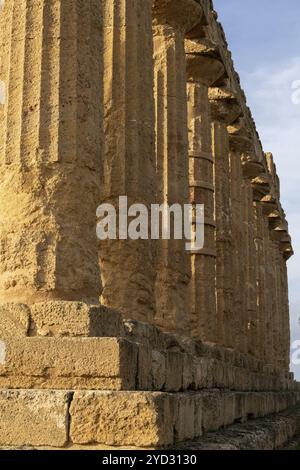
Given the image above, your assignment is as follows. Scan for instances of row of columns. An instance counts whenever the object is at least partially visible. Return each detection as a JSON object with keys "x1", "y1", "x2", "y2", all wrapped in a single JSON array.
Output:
[{"x1": 0, "y1": 0, "x2": 292, "y2": 371}]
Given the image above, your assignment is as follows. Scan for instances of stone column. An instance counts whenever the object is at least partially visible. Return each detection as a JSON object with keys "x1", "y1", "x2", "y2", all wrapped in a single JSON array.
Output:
[
  {"x1": 279, "y1": 225, "x2": 293, "y2": 372},
  {"x1": 152, "y1": 0, "x2": 203, "y2": 334},
  {"x1": 185, "y1": 40, "x2": 225, "y2": 342},
  {"x1": 0, "y1": 0, "x2": 103, "y2": 304},
  {"x1": 253, "y1": 201, "x2": 268, "y2": 363},
  {"x1": 100, "y1": 0, "x2": 156, "y2": 322},
  {"x1": 228, "y1": 150, "x2": 246, "y2": 353},
  {"x1": 266, "y1": 153, "x2": 292, "y2": 372},
  {"x1": 228, "y1": 124, "x2": 250, "y2": 354},
  {"x1": 279, "y1": 251, "x2": 291, "y2": 371},
  {"x1": 263, "y1": 220, "x2": 274, "y2": 366},
  {"x1": 269, "y1": 220, "x2": 291, "y2": 371},
  {"x1": 209, "y1": 84, "x2": 241, "y2": 348},
  {"x1": 228, "y1": 119, "x2": 263, "y2": 358}
]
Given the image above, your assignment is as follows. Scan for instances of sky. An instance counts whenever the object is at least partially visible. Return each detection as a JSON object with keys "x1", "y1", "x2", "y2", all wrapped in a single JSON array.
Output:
[{"x1": 213, "y1": 0, "x2": 300, "y2": 379}]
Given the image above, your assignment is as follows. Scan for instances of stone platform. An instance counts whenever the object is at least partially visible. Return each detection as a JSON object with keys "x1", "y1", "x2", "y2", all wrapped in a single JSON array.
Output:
[{"x1": 0, "y1": 302, "x2": 299, "y2": 449}]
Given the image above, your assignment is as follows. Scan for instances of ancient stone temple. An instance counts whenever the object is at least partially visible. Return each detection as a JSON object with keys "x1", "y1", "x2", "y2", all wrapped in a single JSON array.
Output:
[{"x1": 0, "y1": 0, "x2": 299, "y2": 450}]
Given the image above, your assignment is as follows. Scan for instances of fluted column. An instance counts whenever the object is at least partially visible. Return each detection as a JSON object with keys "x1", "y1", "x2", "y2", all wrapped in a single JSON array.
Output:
[
  {"x1": 252, "y1": 158, "x2": 278, "y2": 365},
  {"x1": 0, "y1": 0, "x2": 103, "y2": 304},
  {"x1": 152, "y1": 0, "x2": 203, "y2": 334},
  {"x1": 100, "y1": 0, "x2": 156, "y2": 322},
  {"x1": 279, "y1": 252, "x2": 291, "y2": 371},
  {"x1": 253, "y1": 202, "x2": 268, "y2": 362},
  {"x1": 185, "y1": 40, "x2": 225, "y2": 341},
  {"x1": 262, "y1": 219, "x2": 274, "y2": 365},
  {"x1": 228, "y1": 119, "x2": 264, "y2": 358},
  {"x1": 266, "y1": 153, "x2": 292, "y2": 371},
  {"x1": 228, "y1": 134, "x2": 249, "y2": 354},
  {"x1": 279, "y1": 228, "x2": 293, "y2": 371},
  {"x1": 231, "y1": 153, "x2": 247, "y2": 353},
  {"x1": 244, "y1": 182, "x2": 258, "y2": 356},
  {"x1": 209, "y1": 85, "x2": 241, "y2": 348}
]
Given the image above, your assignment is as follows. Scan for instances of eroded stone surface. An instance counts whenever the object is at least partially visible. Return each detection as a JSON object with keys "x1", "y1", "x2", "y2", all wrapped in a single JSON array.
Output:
[
  {"x1": 0, "y1": 303, "x2": 30, "y2": 337},
  {"x1": 70, "y1": 391, "x2": 173, "y2": 447},
  {"x1": 0, "y1": 390, "x2": 70, "y2": 447},
  {"x1": 30, "y1": 301, "x2": 124, "y2": 337},
  {"x1": 0, "y1": 337, "x2": 137, "y2": 390}
]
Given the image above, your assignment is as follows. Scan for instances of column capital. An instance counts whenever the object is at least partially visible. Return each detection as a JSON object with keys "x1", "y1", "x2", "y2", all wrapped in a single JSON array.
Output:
[
  {"x1": 208, "y1": 84, "x2": 243, "y2": 124},
  {"x1": 269, "y1": 213, "x2": 294, "y2": 258},
  {"x1": 241, "y1": 152, "x2": 265, "y2": 179},
  {"x1": 260, "y1": 196, "x2": 278, "y2": 215},
  {"x1": 227, "y1": 117, "x2": 253, "y2": 153},
  {"x1": 153, "y1": 0, "x2": 203, "y2": 33},
  {"x1": 279, "y1": 234, "x2": 294, "y2": 260},
  {"x1": 185, "y1": 39, "x2": 226, "y2": 86},
  {"x1": 251, "y1": 174, "x2": 272, "y2": 201}
]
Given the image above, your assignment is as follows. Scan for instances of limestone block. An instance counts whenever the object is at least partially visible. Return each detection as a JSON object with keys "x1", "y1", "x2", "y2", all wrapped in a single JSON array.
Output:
[
  {"x1": 152, "y1": 350, "x2": 166, "y2": 391},
  {"x1": 234, "y1": 393, "x2": 247, "y2": 423},
  {"x1": 0, "y1": 390, "x2": 70, "y2": 447},
  {"x1": 193, "y1": 357, "x2": 213, "y2": 389},
  {"x1": 173, "y1": 394, "x2": 195, "y2": 442},
  {"x1": 70, "y1": 391, "x2": 174, "y2": 447},
  {"x1": 182, "y1": 353, "x2": 194, "y2": 390},
  {"x1": 223, "y1": 392, "x2": 236, "y2": 426},
  {"x1": 164, "y1": 351, "x2": 183, "y2": 392},
  {"x1": 245, "y1": 393, "x2": 260, "y2": 418},
  {"x1": 0, "y1": 337, "x2": 137, "y2": 390},
  {"x1": 204, "y1": 358, "x2": 215, "y2": 388},
  {"x1": 124, "y1": 320, "x2": 167, "y2": 351},
  {"x1": 223, "y1": 363, "x2": 235, "y2": 389},
  {"x1": 202, "y1": 391, "x2": 225, "y2": 432},
  {"x1": 194, "y1": 394, "x2": 203, "y2": 437},
  {"x1": 212, "y1": 359, "x2": 225, "y2": 387},
  {"x1": 0, "y1": 303, "x2": 30, "y2": 337},
  {"x1": 137, "y1": 343, "x2": 152, "y2": 390},
  {"x1": 30, "y1": 301, "x2": 124, "y2": 337}
]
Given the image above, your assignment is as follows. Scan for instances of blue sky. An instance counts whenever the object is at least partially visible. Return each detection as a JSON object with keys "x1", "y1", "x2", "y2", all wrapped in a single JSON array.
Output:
[{"x1": 214, "y1": 0, "x2": 300, "y2": 379}]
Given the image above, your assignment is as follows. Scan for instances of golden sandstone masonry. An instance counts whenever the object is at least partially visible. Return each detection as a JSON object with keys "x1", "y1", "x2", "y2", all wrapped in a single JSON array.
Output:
[{"x1": 0, "y1": 0, "x2": 299, "y2": 449}]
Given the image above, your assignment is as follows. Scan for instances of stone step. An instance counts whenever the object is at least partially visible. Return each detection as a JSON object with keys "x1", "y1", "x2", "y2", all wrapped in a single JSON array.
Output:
[
  {"x1": 0, "y1": 334, "x2": 299, "y2": 393},
  {"x1": 177, "y1": 408, "x2": 300, "y2": 450},
  {"x1": 0, "y1": 302, "x2": 124, "y2": 338},
  {"x1": 0, "y1": 389, "x2": 299, "y2": 448},
  {"x1": 1, "y1": 302, "x2": 299, "y2": 394},
  {"x1": 0, "y1": 337, "x2": 137, "y2": 390}
]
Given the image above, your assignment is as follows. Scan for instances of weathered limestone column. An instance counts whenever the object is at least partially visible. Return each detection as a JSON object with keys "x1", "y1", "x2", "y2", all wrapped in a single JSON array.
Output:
[
  {"x1": 209, "y1": 84, "x2": 241, "y2": 348},
  {"x1": 254, "y1": 201, "x2": 269, "y2": 363},
  {"x1": 279, "y1": 251, "x2": 291, "y2": 371},
  {"x1": 261, "y1": 218, "x2": 276, "y2": 366},
  {"x1": 152, "y1": 0, "x2": 203, "y2": 334},
  {"x1": 279, "y1": 221, "x2": 293, "y2": 371},
  {"x1": 243, "y1": 182, "x2": 258, "y2": 357},
  {"x1": 0, "y1": 0, "x2": 103, "y2": 304},
  {"x1": 251, "y1": 156, "x2": 278, "y2": 365},
  {"x1": 100, "y1": 0, "x2": 156, "y2": 322},
  {"x1": 228, "y1": 151, "x2": 245, "y2": 352},
  {"x1": 269, "y1": 221, "x2": 291, "y2": 371},
  {"x1": 184, "y1": 40, "x2": 225, "y2": 342},
  {"x1": 269, "y1": 240, "x2": 282, "y2": 368},
  {"x1": 228, "y1": 119, "x2": 262, "y2": 358},
  {"x1": 266, "y1": 153, "x2": 292, "y2": 371}
]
